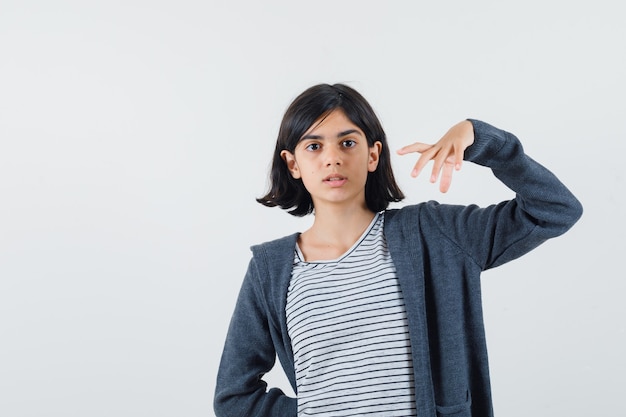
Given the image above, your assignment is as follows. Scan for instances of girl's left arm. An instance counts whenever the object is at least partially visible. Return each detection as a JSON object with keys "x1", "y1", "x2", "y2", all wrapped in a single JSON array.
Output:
[{"x1": 398, "y1": 119, "x2": 583, "y2": 269}]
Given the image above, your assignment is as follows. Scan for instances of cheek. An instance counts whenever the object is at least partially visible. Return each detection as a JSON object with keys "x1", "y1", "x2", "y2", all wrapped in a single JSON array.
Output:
[{"x1": 299, "y1": 177, "x2": 317, "y2": 194}]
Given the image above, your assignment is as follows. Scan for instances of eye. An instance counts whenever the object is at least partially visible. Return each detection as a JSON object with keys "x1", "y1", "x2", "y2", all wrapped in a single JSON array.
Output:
[
  {"x1": 305, "y1": 143, "x2": 320, "y2": 151},
  {"x1": 342, "y1": 139, "x2": 356, "y2": 148}
]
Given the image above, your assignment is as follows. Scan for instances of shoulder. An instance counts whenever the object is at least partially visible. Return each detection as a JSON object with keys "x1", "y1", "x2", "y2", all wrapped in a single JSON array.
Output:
[
  {"x1": 384, "y1": 201, "x2": 473, "y2": 238},
  {"x1": 248, "y1": 233, "x2": 299, "y2": 284},
  {"x1": 383, "y1": 204, "x2": 427, "y2": 238},
  {"x1": 250, "y1": 233, "x2": 299, "y2": 259},
  {"x1": 384, "y1": 201, "x2": 451, "y2": 224},
  {"x1": 245, "y1": 233, "x2": 299, "y2": 310}
]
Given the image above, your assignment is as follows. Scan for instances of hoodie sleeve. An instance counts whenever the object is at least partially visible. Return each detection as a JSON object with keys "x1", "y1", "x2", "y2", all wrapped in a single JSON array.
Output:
[
  {"x1": 426, "y1": 119, "x2": 583, "y2": 270},
  {"x1": 214, "y1": 257, "x2": 297, "y2": 417}
]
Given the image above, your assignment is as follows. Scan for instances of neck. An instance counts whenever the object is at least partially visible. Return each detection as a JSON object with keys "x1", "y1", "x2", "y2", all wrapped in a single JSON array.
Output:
[{"x1": 306, "y1": 201, "x2": 376, "y2": 248}]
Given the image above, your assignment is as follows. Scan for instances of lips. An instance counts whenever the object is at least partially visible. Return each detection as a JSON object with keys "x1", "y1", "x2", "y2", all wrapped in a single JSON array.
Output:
[{"x1": 323, "y1": 174, "x2": 347, "y2": 187}]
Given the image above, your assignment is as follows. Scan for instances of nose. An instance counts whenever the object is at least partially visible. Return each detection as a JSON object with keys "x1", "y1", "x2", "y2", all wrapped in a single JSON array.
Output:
[{"x1": 324, "y1": 146, "x2": 342, "y2": 166}]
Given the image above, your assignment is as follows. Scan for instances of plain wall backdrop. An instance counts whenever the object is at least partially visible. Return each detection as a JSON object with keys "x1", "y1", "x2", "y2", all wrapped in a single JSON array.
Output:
[{"x1": 1, "y1": 1, "x2": 624, "y2": 416}]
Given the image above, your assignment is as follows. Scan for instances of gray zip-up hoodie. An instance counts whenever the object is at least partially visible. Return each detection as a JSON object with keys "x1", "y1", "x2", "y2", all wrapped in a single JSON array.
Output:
[{"x1": 214, "y1": 120, "x2": 583, "y2": 417}]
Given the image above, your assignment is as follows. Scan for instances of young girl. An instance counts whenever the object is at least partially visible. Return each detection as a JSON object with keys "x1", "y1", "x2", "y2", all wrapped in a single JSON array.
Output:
[{"x1": 214, "y1": 84, "x2": 582, "y2": 417}]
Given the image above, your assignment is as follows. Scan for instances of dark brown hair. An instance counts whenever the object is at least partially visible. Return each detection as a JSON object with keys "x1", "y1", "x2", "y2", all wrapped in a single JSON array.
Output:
[{"x1": 257, "y1": 83, "x2": 404, "y2": 216}]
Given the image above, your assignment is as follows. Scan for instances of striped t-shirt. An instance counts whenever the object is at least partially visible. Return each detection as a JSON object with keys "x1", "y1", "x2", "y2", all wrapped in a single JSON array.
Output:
[{"x1": 286, "y1": 212, "x2": 417, "y2": 416}]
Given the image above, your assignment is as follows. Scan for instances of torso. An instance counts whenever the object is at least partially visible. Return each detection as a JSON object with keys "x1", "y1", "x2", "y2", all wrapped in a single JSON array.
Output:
[{"x1": 286, "y1": 213, "x2": 417, "y2": 416}]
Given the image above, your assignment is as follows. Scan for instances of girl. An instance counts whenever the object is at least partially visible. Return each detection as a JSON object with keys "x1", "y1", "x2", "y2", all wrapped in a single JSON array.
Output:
[{"x1": 214, "y1": 84, "x2": 582, "y2": 417}]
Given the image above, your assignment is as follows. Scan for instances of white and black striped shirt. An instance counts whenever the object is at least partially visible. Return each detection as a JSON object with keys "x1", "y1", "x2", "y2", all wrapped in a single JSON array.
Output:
[{"x1": 286, "y1": 213, "x2": 417, "y2": 416}]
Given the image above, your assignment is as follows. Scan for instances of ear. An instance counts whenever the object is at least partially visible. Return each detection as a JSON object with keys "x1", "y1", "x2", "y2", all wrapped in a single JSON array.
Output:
[
  {"x1": 368, "y1": 141, "x2": 382, "y2": 172},
  {"x1": 280, "y1": 150, "x2": 301, "y2": 179}
]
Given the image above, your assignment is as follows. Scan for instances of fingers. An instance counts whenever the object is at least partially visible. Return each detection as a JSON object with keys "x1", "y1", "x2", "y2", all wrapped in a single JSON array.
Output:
[
  {"x1": 453, "y1": 142, "x2": 464, "y2": 171},
  {"x1": 439, "y1": 143, "x2": 465, "y2": 192},
  {"x1": 432, "y1": 143, "x2": 463, "y2": 183},
  {"x1": 438, "y1": 157, "x2": 456, "y2": 193},
  {"x1": 397, "y1": 120, "x2": 474, "y2": 192},
  {"x1": 429, "y1": 144, "x2": 449, "y2": 183},
  {"x1": 396, "y1": 142, "x2": 433, "y2": 178},
  {"x1": 413, "y1": 152, "x2": 436, "y2": 178},
  {"x1": 398, "y1": 141, "x2": 461, "y2": 189},
  {"x1": 396, "y1": 142, "x2": 432, "y2": 155}
]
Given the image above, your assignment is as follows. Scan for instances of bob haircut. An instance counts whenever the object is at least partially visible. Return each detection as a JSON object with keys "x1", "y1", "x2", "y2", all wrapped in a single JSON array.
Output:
[{"x1": 257, "y1": 83, "x2": 405, "y2": 216}]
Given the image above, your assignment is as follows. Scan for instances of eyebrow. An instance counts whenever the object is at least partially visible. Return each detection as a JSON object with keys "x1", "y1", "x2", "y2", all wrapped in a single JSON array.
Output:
[{"x1": 301, "y1": 129, "x2": 362, "y2": 140}]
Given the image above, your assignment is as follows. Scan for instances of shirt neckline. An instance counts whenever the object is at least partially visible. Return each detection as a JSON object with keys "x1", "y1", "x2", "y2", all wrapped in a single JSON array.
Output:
[{"x1": 295, "y1": 212, "x2": 382, "y2": 264}]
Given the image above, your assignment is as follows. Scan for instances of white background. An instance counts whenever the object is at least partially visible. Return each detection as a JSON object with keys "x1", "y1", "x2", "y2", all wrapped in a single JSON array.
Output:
[{"x1": 1, "y1": 1, "x2": 624, "y2": 416}]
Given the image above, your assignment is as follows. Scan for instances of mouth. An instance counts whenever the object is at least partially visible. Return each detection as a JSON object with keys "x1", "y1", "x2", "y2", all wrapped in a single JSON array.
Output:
[
  {"x1": 323, "y1": 174, "x2": 347, "y2": 187},
  {"x1": 324, "y1": 174, "x2": 347, "y2": 182}
]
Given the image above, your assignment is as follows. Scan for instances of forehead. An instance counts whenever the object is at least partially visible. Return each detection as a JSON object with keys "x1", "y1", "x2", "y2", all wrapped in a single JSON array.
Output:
[{"x1": 302, "y1": 109, "x2": 362, "y2": 138}]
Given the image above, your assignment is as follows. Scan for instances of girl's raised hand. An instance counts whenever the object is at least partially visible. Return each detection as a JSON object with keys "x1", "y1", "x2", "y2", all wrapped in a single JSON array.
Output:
[{"x1": 396, "y1": 120, "x2": 475, "y2": 193}]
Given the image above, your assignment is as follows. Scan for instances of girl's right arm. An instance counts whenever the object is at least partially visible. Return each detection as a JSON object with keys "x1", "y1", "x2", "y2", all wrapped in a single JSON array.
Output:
[{"x1": 214, "y1": 258, "x2": 297, "y2": 417}]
